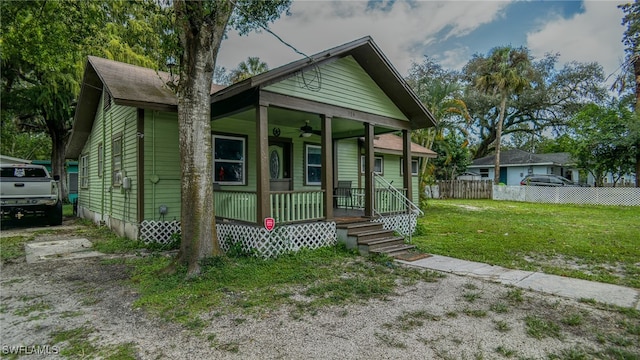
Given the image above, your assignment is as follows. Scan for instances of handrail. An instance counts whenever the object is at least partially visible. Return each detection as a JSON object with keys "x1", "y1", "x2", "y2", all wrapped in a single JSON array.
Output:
[
  {"x1": 373, "y1": 174, "x2": 423, "y2": 244},
  {"x1": 373, "y1": 173, "x2": 424, "y2": 217}
]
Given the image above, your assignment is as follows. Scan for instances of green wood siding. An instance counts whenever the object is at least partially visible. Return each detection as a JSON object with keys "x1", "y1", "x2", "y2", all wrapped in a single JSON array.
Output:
[
  {"x1": 265, "y1": 56, "x2": 408, "y2": 121},
  {"x1": 78, "y1": 92, "x2": 138, "y2": 223},
  {"x1": 143, "y1": 111, "x2": 181, "y2": 220},
  {"x1": 336, "y1": 139, "x2": 359, "y2": 187}
]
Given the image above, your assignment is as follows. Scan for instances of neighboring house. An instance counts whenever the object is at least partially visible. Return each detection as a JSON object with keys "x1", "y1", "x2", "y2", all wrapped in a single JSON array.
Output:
[
  {"x1": 31, "y1": 160, "x2": 79, "y2": 203},
  {"x1": 468, "y1": 149, "x2": 579, "y2": 185},
  {"x1": 65, "y1": 37, "x2": 437, "y2": 256}
]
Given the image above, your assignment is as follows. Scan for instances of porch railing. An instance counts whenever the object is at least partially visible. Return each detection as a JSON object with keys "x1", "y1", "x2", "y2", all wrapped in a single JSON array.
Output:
[
  {"x1": 214, "y1": 191, "x2": 257, "y2": 223},
  {"x1": 270, "y1": 190, "x2": 325, "y2": 223},
  {"x1": 374, "y1": 174, "x2": 424, "y2": 217},
  {"x1": 215, "y1": 190, "x2": 326, "y2": 224}
]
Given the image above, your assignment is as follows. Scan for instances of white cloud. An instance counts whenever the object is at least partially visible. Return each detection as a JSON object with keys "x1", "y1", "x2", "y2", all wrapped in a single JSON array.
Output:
[
  {"x1": 217, "y1": 0, "x2": 510, "y2": 75},
  {"x1": 526, "y1": 1, "x2": 626, "y2": 79}
]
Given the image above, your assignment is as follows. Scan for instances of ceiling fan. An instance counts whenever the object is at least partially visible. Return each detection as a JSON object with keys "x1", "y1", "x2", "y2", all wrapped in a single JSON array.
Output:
[{"x1": 299, "y1": 121, "x2": 321, "y2": 137}]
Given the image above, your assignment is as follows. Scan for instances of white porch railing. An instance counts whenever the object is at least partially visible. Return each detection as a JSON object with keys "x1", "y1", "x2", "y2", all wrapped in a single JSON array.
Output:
[
  {"x1": 214, "y1": 191, "x2": 257, "y2": 223},
  {"x1": 270, "y1": 190, "x2": 325, "y2": 223},
  {"x1": 215, "y1": 190, "x2": 326, "y2": 224}
]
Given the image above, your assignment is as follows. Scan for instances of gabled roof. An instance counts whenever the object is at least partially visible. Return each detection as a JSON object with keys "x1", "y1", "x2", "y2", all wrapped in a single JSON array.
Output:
[
  {"x1": 371, "y1": 134, "x2": 437, "y2": 158},
  {"x1": 67, "y1": 57, "x2": 225, "y2": 158},
  {"x1": 469, "y1": 149, "x2": 574, "y2": 167},
  {"x1": 212, "y1": 36, "x2": 436, "y2": 129},
  {"x1": 68, "y1": 37, "x2": 436, "y2": 158}
]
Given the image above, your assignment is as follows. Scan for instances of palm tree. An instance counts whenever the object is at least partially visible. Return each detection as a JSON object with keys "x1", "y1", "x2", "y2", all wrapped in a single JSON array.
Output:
[
  {"x1": 471, "y1": 46, "x2": 533, "y2": 184},
  {"x1": 410, "y1": 78, "x2": 471, "y2": 199},
  {"x1": 230, "y1": 57, "x2": 269, "y2": 83}
]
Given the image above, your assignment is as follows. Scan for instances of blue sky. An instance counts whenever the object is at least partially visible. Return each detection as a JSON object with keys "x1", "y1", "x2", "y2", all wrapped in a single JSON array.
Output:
[{"x1": 217, "y1": 0, "x2": 627, "y2": 83}]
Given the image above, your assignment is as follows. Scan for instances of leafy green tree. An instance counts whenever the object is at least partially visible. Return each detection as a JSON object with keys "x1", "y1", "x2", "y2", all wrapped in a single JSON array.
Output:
[
  {"x1": 536, "y1": 134, "x2": 577, "y2": 154},
  {"x1": 464, "y1": 46, "x2": 534, "y2": 184},
  {"x1": 1, "y1": 0, "x2": 171, "y2": 200},
  {"x1": 230, "y1": 56, "x2": 269, "y2": 83},
  {"x1": 406, "y1": 57, "x2": 470, "y2": 199},
  {"x1": 462, "y1": 53, "x2": 607, "y2": 161},
  {"x1": 431, "y1": 132, "x2": 472, "y2": 181},
  {"x1": 569, "y1": 103, "x2": 635, "y2": 186},
  {"x1": 0, "y1": 115, "x2": 51, "y2": 160},
  {"x1": 172, "y1": 0, "x2": 290, "y2": 276}
]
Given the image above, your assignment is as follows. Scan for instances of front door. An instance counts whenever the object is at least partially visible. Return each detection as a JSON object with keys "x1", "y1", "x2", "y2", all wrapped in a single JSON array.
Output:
[{"x1": 268, "y1": 138, "x2": 292, "y2": 190}]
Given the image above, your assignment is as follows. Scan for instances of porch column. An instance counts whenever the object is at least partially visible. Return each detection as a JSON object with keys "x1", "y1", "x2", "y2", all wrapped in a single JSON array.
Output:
[
  {"x1": 402, "y1": 129, "x2": 413, "y2": 207},
  {"x1": 364, "y1": 123, "x2": 374, "y2": 217},
  {"x1": 256, "y1": 105, "x2": 270, "y2": 223},
  {"x1": 321, "y1": 115, "x2": 333, "y2": 220}
]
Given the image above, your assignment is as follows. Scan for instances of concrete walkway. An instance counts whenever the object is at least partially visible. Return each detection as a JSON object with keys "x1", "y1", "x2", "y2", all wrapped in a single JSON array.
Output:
[{"x1": 398, "y1": 255, "x2": 640, "y2": 310}]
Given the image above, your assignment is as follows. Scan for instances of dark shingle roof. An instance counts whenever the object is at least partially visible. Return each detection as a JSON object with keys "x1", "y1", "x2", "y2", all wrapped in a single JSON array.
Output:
[
  {"x1": 470, "y1": 149, "x2": 573, "y2": 167},
  {"x1": 67, "y1": 37, "x2": 437, "y2": 158}
]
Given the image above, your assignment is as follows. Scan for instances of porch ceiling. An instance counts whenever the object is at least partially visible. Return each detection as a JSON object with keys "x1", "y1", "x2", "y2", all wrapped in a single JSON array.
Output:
[{"x1": 221, "y1": 108, "x2": 395, "y2": 139}]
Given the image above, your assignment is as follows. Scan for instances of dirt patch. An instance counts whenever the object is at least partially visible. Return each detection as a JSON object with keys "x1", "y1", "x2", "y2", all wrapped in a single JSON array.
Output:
[
  {"x1": 523, "y1": 254, "x2": 629, "y2": 280},
  {"x1": 1, "y1": 227, "x2": 638, "y2": 359}
]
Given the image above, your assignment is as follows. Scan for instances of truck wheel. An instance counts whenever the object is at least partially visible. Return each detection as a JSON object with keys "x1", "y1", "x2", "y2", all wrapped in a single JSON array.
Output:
[{"x1": 47, "y1": 201, "x2": 63, "y2": 226}]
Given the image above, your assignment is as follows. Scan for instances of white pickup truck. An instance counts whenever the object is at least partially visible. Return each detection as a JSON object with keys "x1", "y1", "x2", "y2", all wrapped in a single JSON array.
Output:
[{"x1": 0, "y1": 163, "x2": 63, "y2": 226}]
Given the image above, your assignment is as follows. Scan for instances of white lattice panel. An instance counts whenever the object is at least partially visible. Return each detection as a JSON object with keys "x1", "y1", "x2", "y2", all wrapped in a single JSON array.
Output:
[
  {"x1": 217, "y1": 222, "x2": 337, "y2": 258},
  {"x1": 139, "y1": 220, "x2": 338, "y2": 257},
  {"x1": 494, "y1": 186, "x2": 640, "y2": 206},
  {"x1": 372, "y1": 213, "x2": 417, "y2": 236},
  {"x1": 139, "y1": 220, "x2": 181, "y2": 244}
]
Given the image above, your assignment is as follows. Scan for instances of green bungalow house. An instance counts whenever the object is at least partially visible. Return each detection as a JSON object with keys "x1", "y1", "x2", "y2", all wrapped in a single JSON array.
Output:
[{"x1": 66, "y1": 37, "x2": 437, "y2": 257}]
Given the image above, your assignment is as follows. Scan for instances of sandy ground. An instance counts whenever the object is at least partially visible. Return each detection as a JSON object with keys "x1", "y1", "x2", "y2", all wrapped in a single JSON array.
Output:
[{"x1": 1, "y1": 225, "x2": 638, "y2": 359}]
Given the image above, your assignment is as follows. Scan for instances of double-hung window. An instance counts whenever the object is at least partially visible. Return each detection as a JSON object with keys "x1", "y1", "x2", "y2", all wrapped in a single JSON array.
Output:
[
  {"x1": 112, "y1": 135, "x2": 122, "y2": 186},
  {"x1": 213, "y1": 134, "x2": 246, "y2": 185},
  {"x1": 305, "y1": 144, "x2": 322, "y2": 185},
  {"x1": 400, "y1": 158, "x2": 419, "y2": 176},
  {"x1": 80, "y1": 154, "x2": 89, "y2": 189},
  {"x1": 360, "y1": 155, "x2": 383, "y2": 175}
]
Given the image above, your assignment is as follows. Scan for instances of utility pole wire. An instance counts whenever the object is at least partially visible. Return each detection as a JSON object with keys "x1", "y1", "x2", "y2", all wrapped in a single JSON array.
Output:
[{"x1": 229, "y1": 0, "x2": 311, "y2": 61}]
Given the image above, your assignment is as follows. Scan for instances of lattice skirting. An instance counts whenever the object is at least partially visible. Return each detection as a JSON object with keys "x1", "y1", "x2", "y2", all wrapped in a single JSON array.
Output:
[
  {"x1": 139, "y1": 220, "x2": 181, "y2": 244},
  {"x1": 138, "y1": 220, "x2": 337, "y2": 258},
  {"x1": 217, "y1": 221, "x2": 337, "y2": 258},
  {"x1": 372, "y1": 213, "x2": 417, "y2": 236}
]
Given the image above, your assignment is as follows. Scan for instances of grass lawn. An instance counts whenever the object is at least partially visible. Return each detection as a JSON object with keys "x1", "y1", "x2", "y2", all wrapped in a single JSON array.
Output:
[{"x1": 413, "y1": 199, "x2": 640, "y2": 288}]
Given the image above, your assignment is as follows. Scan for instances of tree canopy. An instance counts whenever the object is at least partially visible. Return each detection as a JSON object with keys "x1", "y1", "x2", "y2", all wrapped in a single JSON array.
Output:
[
  {"x1": 0, "y1": 0, "x2": 172, "y2": 199},
  {"x1": 569, "y1": 102, "x2": 636, "y2": 186}
]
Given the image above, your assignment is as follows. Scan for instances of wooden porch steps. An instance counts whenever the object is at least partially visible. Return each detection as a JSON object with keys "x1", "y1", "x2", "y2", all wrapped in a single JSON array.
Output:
[{"x1": 336, "y1": 220, "x2": 415, "y2": 258}]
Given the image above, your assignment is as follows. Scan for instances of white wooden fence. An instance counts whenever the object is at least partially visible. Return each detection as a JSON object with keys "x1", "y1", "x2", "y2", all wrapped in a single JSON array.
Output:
[{"x1": 492, "y1": 186, "x2": 640, "y2": 206}]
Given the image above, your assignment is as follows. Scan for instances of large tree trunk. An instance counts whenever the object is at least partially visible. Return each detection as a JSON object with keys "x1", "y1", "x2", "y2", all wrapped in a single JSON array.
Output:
[
  {"x1": 493, "y1": 95, "x2": 507, "y2": 185},
  {"x1": 45, "y1": 116, "x2": 71, "y2": 201},
  {"x1": 174, "y1": 1, "x2": 233, "y2": 276}
]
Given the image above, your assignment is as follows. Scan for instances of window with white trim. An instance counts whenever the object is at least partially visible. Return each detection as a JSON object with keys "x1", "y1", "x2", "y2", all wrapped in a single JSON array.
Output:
[
  {"x1": 360, "y1": 155, "x2": 383, "y2": 174},
  {"x1": 97, "y1": 143, "x2": 103, "y2": 178},
  {"x1": 400, "y1": 158, "x2": 419, "y2": 176},
  {"x1": 305, "y1": 144, "x2": 322, "y2": 185},
  {"x1": 213, "y1": 134, "x2": 246, "y2": 185},
  {"x1": 80, "y1": 154, "x2": 89, "y2": 189},
  {"x1": 112, "y1": 135, "x2": 122, "y2": 186}
]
